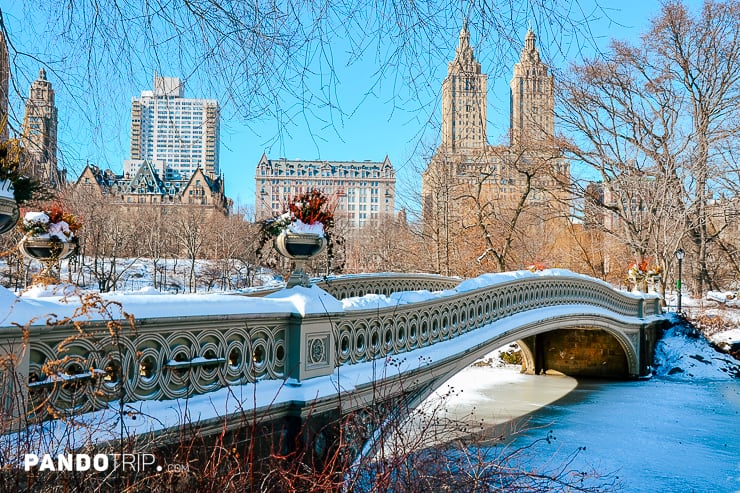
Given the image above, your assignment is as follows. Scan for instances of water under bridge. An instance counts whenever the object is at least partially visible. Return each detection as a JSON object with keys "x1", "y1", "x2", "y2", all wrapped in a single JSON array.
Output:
[{"x1": 0, "y1": 270, "x2": 668, "y2": 450}]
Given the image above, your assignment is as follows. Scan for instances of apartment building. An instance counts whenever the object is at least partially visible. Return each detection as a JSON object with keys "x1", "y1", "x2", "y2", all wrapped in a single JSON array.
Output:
[
  {"x1": 255, "y1": 154, "x2": 395, "y2": 229},
  {"x1": 128, "y1": 74, "x2": 219, "y2": 181}
]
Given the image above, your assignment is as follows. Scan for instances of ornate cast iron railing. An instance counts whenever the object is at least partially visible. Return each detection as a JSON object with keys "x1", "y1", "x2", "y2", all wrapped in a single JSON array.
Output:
[{"x1": 0, "y1": 272, "x2": 661, "y2": 420}]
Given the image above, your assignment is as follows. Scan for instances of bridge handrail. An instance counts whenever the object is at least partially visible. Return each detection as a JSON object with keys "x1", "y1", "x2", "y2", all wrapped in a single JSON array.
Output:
[
  {"x1": 317, "y1": 273, "x2": 461, "y2": 299},
  {"x1": 242, "y1": 273, "x2": 462, "y2": 298},
  {"x1": 331, "y1": 273, "x2": 661, "y2": 366},
  {"x1": 0, "y1": 271, "x2": 660, "y2": 422}
]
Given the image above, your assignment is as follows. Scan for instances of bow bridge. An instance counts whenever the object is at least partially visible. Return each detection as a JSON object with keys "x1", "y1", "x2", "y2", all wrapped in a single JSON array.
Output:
[{"x1": 0, "y1": 270, "x2": 667, "y2": 446}]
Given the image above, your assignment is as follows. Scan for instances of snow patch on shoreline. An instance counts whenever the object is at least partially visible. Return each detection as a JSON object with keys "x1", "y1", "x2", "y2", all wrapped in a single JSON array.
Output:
[{"x1": 653, "y1": 322, "x2": 740, "y2": 379}]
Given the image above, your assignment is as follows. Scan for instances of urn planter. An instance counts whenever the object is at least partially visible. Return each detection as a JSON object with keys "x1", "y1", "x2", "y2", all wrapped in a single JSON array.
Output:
[
  {"x1": 0, "y1": 180, "x2": 19, "y2": 235},
  {"x1": 647, "y1": 275, "x2": 662, "y2": 294},
  {"x1": 629, "y1": 275, "x2": 646, "y2": 293},
  {"x1": 19, "y1": 236, "x2": 79, "y2": 277},
  {"x1": 274, "y1": 231, "x2": 326, "y2": 287}
]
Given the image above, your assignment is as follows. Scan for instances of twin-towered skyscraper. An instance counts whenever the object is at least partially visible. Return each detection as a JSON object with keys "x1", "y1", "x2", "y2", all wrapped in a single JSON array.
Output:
[
  {"x1": 422, "y1": 23, "x2": 570, "y2": 273},
  {"x1": 438, "y1": 22, "x2": 555, "y2": 154}
]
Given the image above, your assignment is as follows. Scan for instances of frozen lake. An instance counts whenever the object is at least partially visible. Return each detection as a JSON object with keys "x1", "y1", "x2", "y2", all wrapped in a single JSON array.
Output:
[{"x1": 437, "y1": 366, "x2": 740, "y2": 492}]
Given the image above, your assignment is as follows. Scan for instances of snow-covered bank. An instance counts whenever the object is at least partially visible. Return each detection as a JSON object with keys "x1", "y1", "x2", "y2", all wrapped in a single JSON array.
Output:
[
  {"x1": 421, "y1": 316, "x2": 740, "y2": 492},
  {"x1": 653, "y1": 317, "x2": 740, "y2": 379}
]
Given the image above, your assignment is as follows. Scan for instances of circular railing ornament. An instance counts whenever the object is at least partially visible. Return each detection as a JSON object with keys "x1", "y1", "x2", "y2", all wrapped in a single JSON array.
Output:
[{"x1": 273, "y1": 230, "x2": 327, "y2": 288}]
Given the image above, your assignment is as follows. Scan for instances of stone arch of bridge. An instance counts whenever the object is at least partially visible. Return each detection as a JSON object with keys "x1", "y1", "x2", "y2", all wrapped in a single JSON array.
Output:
[
  {"x1": 515, "y1": 326, "x2": 632, "y2": 377},
  {"x1": 341, "y1": 313, "x2": 650, "y2": 466},
  {"x1": 371, "y1": 313, "x2": 644, "y2": 414}
]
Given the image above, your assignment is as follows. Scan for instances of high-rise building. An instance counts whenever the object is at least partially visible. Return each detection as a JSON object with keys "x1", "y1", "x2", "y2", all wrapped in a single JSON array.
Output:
[
  {"x1": 255, "y1": 154, "x2": 395, "y2": 230},
  {"x1": 128, "y1": 75, "x2": 220, "y2": 181},
  {"x1": 440, "y1": 20, "x2": 487, "y2": 153},
  {"x1": 22, "y1": 68, "x2": 64, "y2": 188},
  {"x1": 0, "y1": 31, "x2": 8, "y2": 142},
  {"x1": 510, "y1": 30, "x2": 554, "y2": 146},
  {"x1": 422, "y1": 25, "x2": 569, "y2": 273}
]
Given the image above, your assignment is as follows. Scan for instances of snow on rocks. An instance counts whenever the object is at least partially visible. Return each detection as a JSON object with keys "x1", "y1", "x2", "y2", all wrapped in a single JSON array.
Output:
[
  {"x1": 709, "y1": 327, "x2": 740, "y2": 350},
  {"x1": 653, "y1": 317, "x2": 740, "y2": 379},
  {"x1": 707, "y1": 290, "x2": 740, "y2": 308}
]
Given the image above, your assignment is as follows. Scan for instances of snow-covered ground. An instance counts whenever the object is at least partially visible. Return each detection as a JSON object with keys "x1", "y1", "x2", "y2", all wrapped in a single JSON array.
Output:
[
  {"x1": 1, "y1": 266, "x2": 738, "y2": 490},
  {"x1": 427, "y1": 314, "x2": 740, "y2": 492},
  {"x1": 2, "y1": 256, "x2": 280, "y2": 294}
]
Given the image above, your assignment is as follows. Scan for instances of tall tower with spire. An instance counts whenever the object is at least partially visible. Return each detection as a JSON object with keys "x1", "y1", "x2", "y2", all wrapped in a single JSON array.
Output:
[
  {"x1": 422, "y1": 25, "x2": 569, "y2": 275},
  {"x1": 23, "y1": 68, "x2": 63, "y2": 188},
  {"x1": 509, "y1": 29, "x2": 554, "y2": 146},
  {"x1": 440, "y1": 20, "x2": 488, "y2": 152}
]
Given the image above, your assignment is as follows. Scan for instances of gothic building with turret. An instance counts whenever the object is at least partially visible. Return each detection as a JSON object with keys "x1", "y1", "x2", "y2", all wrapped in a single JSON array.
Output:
[
  {"x1": 421, "y1": 24, "x2": 570, "y2": 273},
  {"x1": 22, "y1": 68, "x2": 65, "y2": 188}
]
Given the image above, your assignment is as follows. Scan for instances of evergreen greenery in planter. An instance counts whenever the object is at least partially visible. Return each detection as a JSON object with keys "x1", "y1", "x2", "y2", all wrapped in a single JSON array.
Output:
[
  {"x1": 257, "y1": 189, "x2": 340, "y2": 285},
  {"x1": 0, "y1": 138, "x2": 48, "y2": 234}
]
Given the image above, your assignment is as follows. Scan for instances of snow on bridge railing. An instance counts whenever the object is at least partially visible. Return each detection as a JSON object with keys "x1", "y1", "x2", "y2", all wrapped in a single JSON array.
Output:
[
  {"x1": 330, "y1": 271, "x2": 663, "y2": 367},
  {"x1": 316, "y1": 273, "x2": 461, "y2": 299},
  {"x1": 0, "y1": 270, "x2": 661, "y2": 423},
  {"x1": 240, "y1": 272, "x2": 462, "y2": 299}
]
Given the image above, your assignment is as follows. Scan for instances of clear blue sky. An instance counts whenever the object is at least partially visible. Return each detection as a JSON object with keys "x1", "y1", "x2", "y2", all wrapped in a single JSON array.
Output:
[{"x1": 2, "y1": 0, "x2": 670, "y2": 213}]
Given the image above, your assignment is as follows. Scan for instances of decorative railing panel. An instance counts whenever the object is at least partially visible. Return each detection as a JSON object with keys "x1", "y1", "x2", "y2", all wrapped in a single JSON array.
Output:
[
  {"x1": 333, "y1": 276, "x2": 655, "y2": 366},
  {"x1": 0, "y1": 271, "x2": 662, "y2": 421},
  {"x1": 22, "y1": 316, "x2": 289, "y2": 418}
]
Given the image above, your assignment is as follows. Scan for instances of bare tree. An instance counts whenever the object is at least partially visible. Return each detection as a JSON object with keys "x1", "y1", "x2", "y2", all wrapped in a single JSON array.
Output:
[
  {"x1": 344, "y1": 214, "x2": 423, "y2": 274},
  {"x1": 64, "y1": 187, "x2": 140, "y2": 292},
  {"x1": 204, "y1": 212, "x2": 260, "y2": 290},
  {"x1": 421, "y1": 136, "x2": 570, "y2": 276},
  {"x1": 171, "y1": 207, "x2": 210, "y2": 293},
  {"x1": 463, "y1": 144, "x2": 569, "y2": 272},
  {"x1": 558, "y1": 0, "x2": 740, "y2": 295},
  {"x1": 0, "y1": 2, "x2": 617, "y2": 177},
  {"x1": 137, "y1": 206, "x2": 174, "y2": 290}
]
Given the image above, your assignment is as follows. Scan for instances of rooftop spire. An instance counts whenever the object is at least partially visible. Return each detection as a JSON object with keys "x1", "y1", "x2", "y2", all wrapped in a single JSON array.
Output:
[
  {"x1": 458, "y1": 19, "x2": 471, "y2": 52},
  {"x1": 525, "y1": 29, "x2": 536, "y2": 53},
  {"x1": 519, "y1": 28, "x2": 541, "y2": 64},
  {"x1": 449, "y1": 20, "x2": 481, "y2": 74}
]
